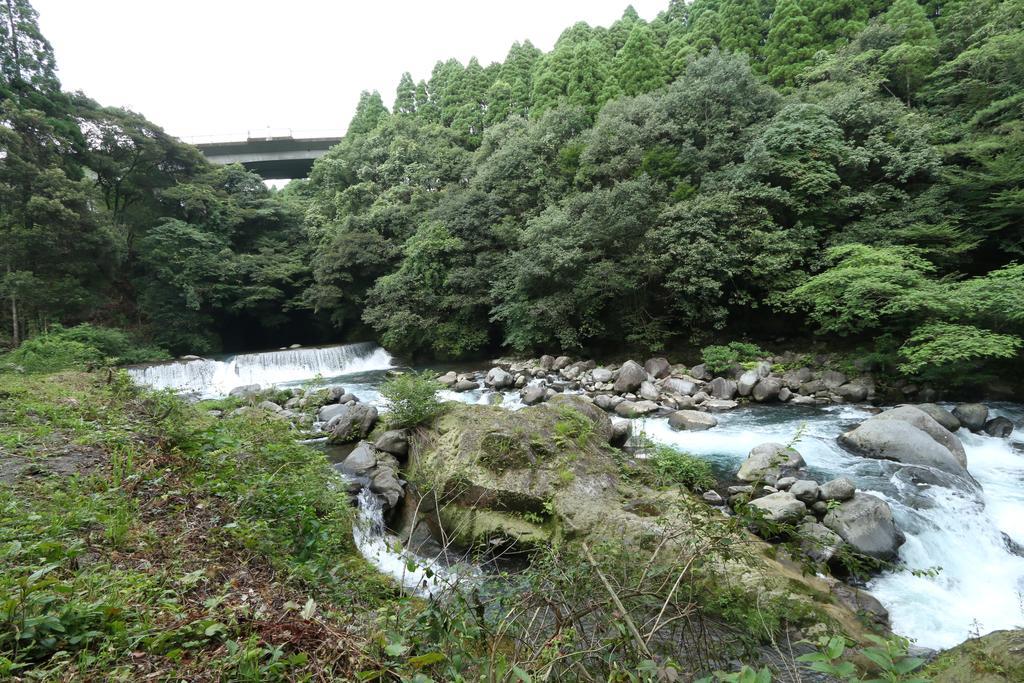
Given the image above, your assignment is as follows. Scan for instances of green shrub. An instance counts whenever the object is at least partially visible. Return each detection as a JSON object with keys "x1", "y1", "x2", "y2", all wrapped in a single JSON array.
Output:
[
  {"x1": 0, "y1": 325, "x2": 170, "y2": 373},
  {"x1": 379, "y1": 371, "x2": 446, "y2": 429},
  {"x1": 700, "y1": 342, "x2": 767, "y2": 374},
  {"x1": 650, "y1": 445, "x2": 715, "y2": 492}
]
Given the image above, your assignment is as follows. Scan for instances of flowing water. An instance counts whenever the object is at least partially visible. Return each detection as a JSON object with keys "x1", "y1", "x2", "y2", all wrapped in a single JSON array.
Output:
[
  {"x1": 126, "y1": 342, "x2": 394, "y2": 398},
  {"x1": 128, "y1": 345, "x2": 1024, "y2": 648}
]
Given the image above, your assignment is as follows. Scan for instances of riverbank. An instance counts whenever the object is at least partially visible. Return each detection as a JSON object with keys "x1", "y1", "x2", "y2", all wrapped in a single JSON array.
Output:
[{"x1": 0, "y1": 371, "x2": 397, "y2": 679}]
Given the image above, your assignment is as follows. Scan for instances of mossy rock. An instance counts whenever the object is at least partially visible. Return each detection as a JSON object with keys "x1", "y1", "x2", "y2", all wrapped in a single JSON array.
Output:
[{"x1": 926, "y1": 630, "x2": 1024, "y2": 683}]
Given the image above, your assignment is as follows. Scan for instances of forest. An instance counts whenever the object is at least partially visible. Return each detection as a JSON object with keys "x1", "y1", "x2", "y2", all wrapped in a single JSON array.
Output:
[{"x1": 2, "y1": 0, "x2": 1023, "y2": 386}]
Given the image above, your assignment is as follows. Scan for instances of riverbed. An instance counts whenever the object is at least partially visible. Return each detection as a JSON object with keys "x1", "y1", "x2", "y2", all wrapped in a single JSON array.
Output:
[{"x1": 128, "y1": 343, "x2": 1024, "y2": 650}]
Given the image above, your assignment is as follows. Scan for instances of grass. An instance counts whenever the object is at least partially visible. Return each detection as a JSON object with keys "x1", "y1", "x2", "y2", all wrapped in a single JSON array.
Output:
[{"x1": 0, "y1": 370, "x2": 395, "y2": 680}]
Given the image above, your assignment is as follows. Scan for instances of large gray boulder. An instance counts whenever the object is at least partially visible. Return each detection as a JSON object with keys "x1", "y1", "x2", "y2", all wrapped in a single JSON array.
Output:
[
  {"x1": 614, "y1": 400, "x2": 659, "y2": 418},
  {"x1": 915, "y1": 403, "x2": 960, "y2": 432},
  {"x1": 799, "y1": 521, "x2": 844, "y2": 564},
  {"x1": 821, "y1": 371, "x2": 848, "y2": 389},
  {"x1": 839, "y1": 407, "x2": 968, "y2": 476},
  {"x1": 737, "y1": 443, "x2": 805, "y2": 482},
  {"x1": 823, "y1": 493, "x2": 904, "y2": 561},
  {"x1": 835, "y1": 383, "x2": 868, "y2": 402},
  {"x1": 790, "y1": 480, "x2": 820, "y2": 505},
  {"x1": 228, "y1": 384, "x2": 261, "y2": 399},
  {"x1": 485, "y1": 367, "x2": 514, "y2": 389},
  {"x1": 984, "y1": 416, "x2": 1014, "y2": 438},
  {"x1": 326, "y1": 404, "x2": 379, "y2": 443},
  {"x1": 752, "y1": 377, "x2": 783, "y2": 402},
  {"x1": 667, "y1": 410, "x2": 718, "y2": 431},
  {"x1": 662, "y1": 378, "x2": 697, "y2": 396},
  {"x1": 552, "y1": 356, "x2": 572, "y2": 371},
  {"x1": 453, "y1": 378, "x2": 480, "y2": 392},
  {"x1": 374, "y1": 430, "x2": 409, "y2": 458},
  {"x1": 873, "y1": 406, "x2": 967, "y2": 467},
  {"x1": 644, "y1": 357, "x2": 671, "y2": 379},
  {"x1": 707, "y1": 377, "x2": 738, "y2": 400},
  {"x1": 737, "y1": 371, "x2": 759, "y2": 397},
  {"x1": 639, "y1": 380, "x2": 661, "y2": 402},
  {"x1": 689, "y1": 363, "x2": 711, "y2": 381},
  {"x1": 614, "y1": 360, "x2": 647, "y2": 394},
  {"x1": 953, "y1": 403, "x2": 989, "y2": 432},
  {"x1": 547, "y1": 394, "x2": 614, "y2": 443},
  {"x1": 318, "y1": 402, "x2": 349, "y2": 423},
  {"x1": 702, "y1": 399, "x2": 739, "y2": 411},
  {"x1": 520, "y1": 385, "x2": 547, "y2": 406},
  {"x1": 819, "y1": 478, "x2": 856, "y2": 502},
  {"x1": 749, "y1": 492, "x2": 807, "y2": 523},
  {"x1": 591, "y1": 368, "x2": 613, "y2": 383},
  {"x1": 339, "y1": 441, "x2": 378, "y2": 476}
]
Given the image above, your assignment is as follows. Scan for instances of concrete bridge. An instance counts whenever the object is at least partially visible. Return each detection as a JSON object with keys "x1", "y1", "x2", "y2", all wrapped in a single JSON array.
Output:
[{"x1": 190, "y1": 129, "x2": 344, "y2": 179}]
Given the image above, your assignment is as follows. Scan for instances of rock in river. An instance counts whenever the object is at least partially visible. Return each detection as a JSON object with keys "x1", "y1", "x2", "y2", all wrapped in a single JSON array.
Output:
[
  {"x1": 326, "y1": 404, "x2": 379, "y2": 443},
  {"x1": 667, "y1": 410, "x2": 718, "y2": 431},
  {"x1": 737, "y1": 443, "x2": 805, "y2": 483},
  {"x1": 823, "y1": 493, "x2": 904, "y2": 561}
]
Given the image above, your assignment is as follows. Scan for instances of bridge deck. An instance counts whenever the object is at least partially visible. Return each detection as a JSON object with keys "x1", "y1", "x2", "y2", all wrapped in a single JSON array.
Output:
[{"x1": 195, "y1": 135, "x2": 343, "y2": 179}]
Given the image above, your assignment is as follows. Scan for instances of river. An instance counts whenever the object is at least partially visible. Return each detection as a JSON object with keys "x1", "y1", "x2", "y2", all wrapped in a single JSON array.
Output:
[{"x1": 128, "y1": 342, "x2": 1024, "y2": 650}]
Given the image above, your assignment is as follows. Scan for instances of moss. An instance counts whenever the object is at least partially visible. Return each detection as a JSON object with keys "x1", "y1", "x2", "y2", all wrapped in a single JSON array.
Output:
[{"x1": 925, "y1": 630, "x2": 1024, "y2": 682}]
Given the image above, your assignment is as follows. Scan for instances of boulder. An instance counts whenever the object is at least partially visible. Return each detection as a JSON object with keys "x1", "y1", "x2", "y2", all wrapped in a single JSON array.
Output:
[
  {"x1": 749, "y1": 492, "x2": 807, "y2": 523},
  {"x1": 438, "y1": 371, "x2": 458, "y2": 386},
  {"x1": 790, "y1": 480, "x2": 820, "y2": 505},
  {"x1": 228, "y1": 384, "x2": 261, "y2": 399},
  {"x1": 915, "y1": 403, "x2": 960, "y2": 432},
  {"x1": 752, "y1": 377, "x2": 783, "y2": 402},
  {"x1": 591, "y1": 368, "x2": 613, "y2": 383},
  {"x1": 823, "y1": 493, "x2": 904, "y2": 561},
  {"x1": 485, "y1": 367, "x2": 514, "y2": 389},
  {"x1": 594, "y1": 394, "x2": 616, "y2": 411},
  {"x1": 668, "y1": 410, "x2": 718, "y2": 431},
  {"x1": 703, "y1": 399, "x2": 739, "y2": 411},
  {"x1": 703, "y1": 490, "x2": 725, "y2": 505},
  {"x1": 453, "y1": 379, "x2": 480, "y2": 392},
  {"x1": 561, "y1": 364, "x2": 583, "y2": 381},
  {"x1": 778, "y1": 387, "x2": 792, "y2": 402},
  {"x1": 984, "y1": 416, "x2": 1014, "y2": 438},
  {"x1": 776, "y1": 476, "x2": 797, "y2": 491},
  {"x1": 370, "y1": 467, "x2": 404, "y2": 509},
  {"x1": 614, "y1": 400, "x2": 659, "y2": 418},
  {"x1": 821, "y1": 370, "x2": 848, "y2": 389},
  {"x1": 789, "y1": 395, "x2": 816, "y2": 406},
  {"x1": 614, "y1": 360, "x2": 647, "y2": 394},
  {"x1": 662, "y1": 377, "x2": 697, "y2": 396},
  {"x1": 374, "y1": 430, "x2": 409, "y2": 458},
  {"x1": 552, "y1": 356, "x2": 572, "y2": 371},
  {"x1": 953, "y1": 403, "x2": 989, "y2": 432},
  {"x1": 326, "y1": 404, "x2": 379, "y2": 443},
  {"x1": 783, "y1": 367, "x2": 813, "y2": 389},
  {"x1": 707, "y1": 377, "x2": 738, "y2": 400},
  {"x1": 318, "y1": 403, "x2": 348, "y2": 423},
  {"x1": 835, "y1": 383, "x2": 868, "y2": 402},
  {"x1": 639, "y1": 380, "x2": 660, "y2": 402},
  {"x1": 644, "y1": 357, "x2": 672, "y2": 379},
  {"x1": 737, "y1": 371, "x2": 759, "y2": 397},
  {"x1": 539, "y1": 355, "x2": 555, "y2": 370},
  {"x1": 257, "y1": 400, "x2": 282, "y2": 412},
  {"x1": 547, "y1": 394, "x2": 614, "y2": 443},
  {"x1": 689, "y1": 364, "x2": 711, "y2": 381},
  {"x1": 799, "y1": 521, "x2": 844, "y2": 564},
  {"x1": 873, "y1": 406, "x2": 967, "y2": 467},
  {"x1": 839, "y1": 408, "x2": 969, "y2": 475},
  {"x1": 521, "y1": 385, "x2": 547, "y2": 406},
  {"x1": 737, "y1": 443, "x2": 806, "y2": 482},
  {"x1": 819, "y1": 478, "x2": 856, "y2": 502},
  {"x1": 610, "y1": 420, "x2": 632, "y2": 448},
  {"x1": 339, "y1": 441, "x2": 378, "y2": 476},
  {"x1": 337, "y1": 392, "x2": 358, "y2": 404}
]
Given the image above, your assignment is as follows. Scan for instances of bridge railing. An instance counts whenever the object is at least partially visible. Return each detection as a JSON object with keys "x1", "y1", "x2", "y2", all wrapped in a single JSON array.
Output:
[{"x1": 181, "y1": 128, "x2": 346, "y2": 145}]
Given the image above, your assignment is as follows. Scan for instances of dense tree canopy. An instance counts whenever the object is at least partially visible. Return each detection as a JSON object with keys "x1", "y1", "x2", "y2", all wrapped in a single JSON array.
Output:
[{"x1": 4, "y1": 0, "x2": 1024, "y2": 386}]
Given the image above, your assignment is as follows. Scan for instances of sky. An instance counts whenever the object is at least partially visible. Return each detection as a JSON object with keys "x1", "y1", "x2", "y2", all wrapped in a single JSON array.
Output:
[{"x1": 33, "y1": 0, "x2": 667, "y2": 142}]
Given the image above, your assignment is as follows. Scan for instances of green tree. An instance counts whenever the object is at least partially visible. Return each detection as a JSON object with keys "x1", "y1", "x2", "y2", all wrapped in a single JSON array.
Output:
[
  {"x1": 393, "y1": 72, "x2": 416, "y2": 115},
  {"x1": 0, "y1": 0, "x2": 58, "y2": 91},
  {"x1": 347, "y1": 90, "x2": 388, "y2": 136},
  {"x1": 809, "y1": 0, "x2": 870, "y2": 48},
  {"x1": 611, "y1": 24, "x2": 667, "y2": 96},
  {"x1": 763, "y1": 0, "x2": 819, "y2": 86}
]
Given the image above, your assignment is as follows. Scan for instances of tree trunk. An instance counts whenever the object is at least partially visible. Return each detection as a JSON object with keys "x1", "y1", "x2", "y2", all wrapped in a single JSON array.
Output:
[{"x1": 10, "y1": 289, "x2": 18, "y2": 347}]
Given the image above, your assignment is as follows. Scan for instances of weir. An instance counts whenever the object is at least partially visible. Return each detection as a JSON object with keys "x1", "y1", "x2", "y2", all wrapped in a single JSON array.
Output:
[{"x1": 126, "y1": 342, "x2": 394, "y2": 397}]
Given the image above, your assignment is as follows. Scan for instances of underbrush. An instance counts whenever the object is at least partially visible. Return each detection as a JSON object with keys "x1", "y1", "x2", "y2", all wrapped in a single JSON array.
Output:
[
  {"x1": 0, "y1": 324, "x2": 170, "y2": 373},
  {"x1": 0, "y1": 371, "x2": 391, "y2": 680}
]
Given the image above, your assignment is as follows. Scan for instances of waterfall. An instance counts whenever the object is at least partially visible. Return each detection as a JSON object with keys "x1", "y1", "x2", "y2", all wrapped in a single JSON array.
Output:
[
  {"x1": 127, "y1": 342, "x2": 394, "y2": 397},
  {"x1": 352, "y1": 488, "x2": 462, "y2": 597}
]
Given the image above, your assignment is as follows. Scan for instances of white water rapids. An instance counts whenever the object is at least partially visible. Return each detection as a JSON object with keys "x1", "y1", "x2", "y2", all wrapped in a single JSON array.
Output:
[
  {"x1": 128, "y1": 344, "x2": 1024, "y2": 649},
  {"x1": 126, "y1": 342, "x2": 394, "y2": 398}
]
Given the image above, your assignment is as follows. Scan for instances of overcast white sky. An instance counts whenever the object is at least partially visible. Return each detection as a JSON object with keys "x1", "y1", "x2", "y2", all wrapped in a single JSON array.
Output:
[{"x1": 33, "y1": 0, "x2": 666, "y2": 141}]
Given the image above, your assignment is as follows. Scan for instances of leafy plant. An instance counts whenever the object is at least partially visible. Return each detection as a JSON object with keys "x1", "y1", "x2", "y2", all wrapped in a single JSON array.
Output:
[
  {"x1": 649, "y1": 444, "x2": 716, "y2": 492},
  {"x1": 701, "y1": 343, "x2": 768, "y2": 374},
  {"x1": 379, "y1": 371, "x2": 446, "y2": 429}
]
